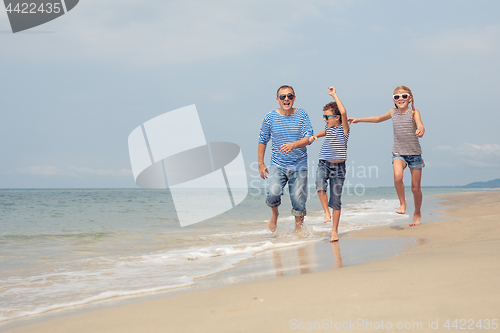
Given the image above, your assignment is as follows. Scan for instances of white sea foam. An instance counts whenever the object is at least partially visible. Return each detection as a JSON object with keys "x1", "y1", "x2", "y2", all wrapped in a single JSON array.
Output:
[{"x1": 0, "y1": 236, "x2": 314, "y2": 323}]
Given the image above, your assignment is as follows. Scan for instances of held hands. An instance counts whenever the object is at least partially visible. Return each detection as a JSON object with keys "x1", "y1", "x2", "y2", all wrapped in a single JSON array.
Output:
[
  {"x1": 348, "y1": 118, "x2": 359, "y2": 124},
  {"x1": 280, "y1": 142, "x2": 297, "y2": 154},
  {"x1": 259, "y1": 163, "x2": 269, "y2": 179},
  {"x1": 309, "y1": 135, "x2": 318, "y2": 143}
]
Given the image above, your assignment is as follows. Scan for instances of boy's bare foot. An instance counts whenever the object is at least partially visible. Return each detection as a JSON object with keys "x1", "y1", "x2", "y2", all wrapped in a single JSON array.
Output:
[
  {"x1": 268, "y1": 212, "x2": 278, "y2": 232},
  {"x1": 397, "y1": 203, "x2": 406, "y2": 214},
  {"x1": 410, "y1": 213, "x2": 422, "y2": 226},
  {"x1": 330, "y1": 230, "x2": 339, "y2": 242},
  {"x1": 323, "y1": 211, "x2": 331, "y2": 223}
]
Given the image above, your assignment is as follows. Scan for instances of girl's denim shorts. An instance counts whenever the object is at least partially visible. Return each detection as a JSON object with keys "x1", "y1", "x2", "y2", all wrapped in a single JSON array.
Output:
[{"x1": 392, "y1": 154, "x2": 425, "y2": 169}]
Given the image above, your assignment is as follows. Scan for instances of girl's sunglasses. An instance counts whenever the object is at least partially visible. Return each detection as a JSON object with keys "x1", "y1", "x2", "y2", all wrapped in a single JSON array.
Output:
[
  {"x1": 279, "y1": 93, "x2": 295, "y2": 100},
  {"x1": 323, "y1": 115, "x2": 340, "y2": 120},
  {"x1": 393, "y1": 93, "x2": 410, "y2": 101}
]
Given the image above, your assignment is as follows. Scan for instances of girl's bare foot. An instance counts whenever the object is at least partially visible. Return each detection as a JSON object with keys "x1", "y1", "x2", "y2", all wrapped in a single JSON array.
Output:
[
  {"x1": 397, "y1": 203, "x2": 406, "y2": 214},
  {"x1": 409, "y1": 213, "x2": 421, "y2": 226},
  {"x1": 330, "y1": 230, "x2": 339, "y2": 242}
]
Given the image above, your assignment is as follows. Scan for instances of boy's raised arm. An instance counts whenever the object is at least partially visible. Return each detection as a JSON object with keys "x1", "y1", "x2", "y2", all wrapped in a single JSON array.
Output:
[{"x1": 328, "y1": 86, "x2": 349, "y2": 135}]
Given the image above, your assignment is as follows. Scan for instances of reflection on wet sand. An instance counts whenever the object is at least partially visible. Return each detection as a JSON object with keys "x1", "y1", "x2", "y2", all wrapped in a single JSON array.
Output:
[
  {"x1": 271, "y1": 245, "x2": 314, "y2": 277},
  {"x1": 271, "y1": 239, "x2": 344, "y2": 277},
  {"x1": 330, "y1": 241, "x2": 342, "y2": 268},
  {"x1": 272, "y1": 250, "x2": 284, "y2": 277},
  {"x1": 415, "y1": 238, "x2": 426, "y2": 246},
  {"x1": 191, "y1": 237, "x2": 414, "y2": 295},
  {"x1": 297, "y1": 246, "x2": 310, "y2": 274}
]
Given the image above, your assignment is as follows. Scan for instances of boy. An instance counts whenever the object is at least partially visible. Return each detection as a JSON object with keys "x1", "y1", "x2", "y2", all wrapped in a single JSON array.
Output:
[{"x1": 310, "y1": 86, "x2": 349, "y2": 242}]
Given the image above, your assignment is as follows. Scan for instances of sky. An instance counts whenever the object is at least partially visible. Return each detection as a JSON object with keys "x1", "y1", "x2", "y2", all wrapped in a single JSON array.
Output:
[{"x1": 1, "y1": 0, "x2": 499, "y2": 189}]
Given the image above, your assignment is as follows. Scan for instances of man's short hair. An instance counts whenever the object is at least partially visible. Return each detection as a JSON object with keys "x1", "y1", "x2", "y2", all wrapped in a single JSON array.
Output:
[
  {"x1": 277, "y1": 85, "x2": 295, "y2": 97},
  {"x1": 323, "y1": 102, "x2": 340, "y2": 115}
]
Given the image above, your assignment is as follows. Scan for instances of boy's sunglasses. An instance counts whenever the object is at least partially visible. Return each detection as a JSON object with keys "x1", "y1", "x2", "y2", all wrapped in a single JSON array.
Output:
[
  {"x1": 393, "y1": 93, "x2": 410, "y2": 101},
  {"x1": 279, "y1": 93, "x2": 295, "y2": 100},
  {"x1": 323, "y1": 115, "x2": 340, "y2": 120}
]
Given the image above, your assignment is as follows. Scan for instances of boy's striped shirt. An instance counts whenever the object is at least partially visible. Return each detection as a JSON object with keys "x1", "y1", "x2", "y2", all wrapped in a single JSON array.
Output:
[{"x1": 318, "y1": 124, "x2": 349, "y2": 161}]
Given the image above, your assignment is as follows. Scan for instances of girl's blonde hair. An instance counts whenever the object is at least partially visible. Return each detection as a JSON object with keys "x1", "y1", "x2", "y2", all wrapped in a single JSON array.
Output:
[{"x1": 394, "y1": 85, "x2": 415, "y2": 110}]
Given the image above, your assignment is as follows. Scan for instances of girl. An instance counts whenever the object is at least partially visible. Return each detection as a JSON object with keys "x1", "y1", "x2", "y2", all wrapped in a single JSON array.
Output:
[{"x1": 348, "y1": 86, "x2": 425, "y2": 226}]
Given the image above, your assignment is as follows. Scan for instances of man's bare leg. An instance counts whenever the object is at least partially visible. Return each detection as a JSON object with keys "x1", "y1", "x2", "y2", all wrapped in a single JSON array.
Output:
[
  {"x1": 294, "y1": 215, "x2": 304, "y2": 233},
  {"x1": 409, "y1": 168, "x2": 423, "y2": 226},
  {"x1": 268, "y1": 207, "x2": 279, "y2": 232},
  {"x1": 393, "y1": 159, "x2": 407, "y2": 214},
  {"x1": 317, "y1": 190, "x2": 331, "y2": 222}
]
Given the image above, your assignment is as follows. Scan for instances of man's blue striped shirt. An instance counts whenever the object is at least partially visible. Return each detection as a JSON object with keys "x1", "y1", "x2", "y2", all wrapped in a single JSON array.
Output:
[{"x1": 258, "y1": 109, "x2": 313, "y2": 170}]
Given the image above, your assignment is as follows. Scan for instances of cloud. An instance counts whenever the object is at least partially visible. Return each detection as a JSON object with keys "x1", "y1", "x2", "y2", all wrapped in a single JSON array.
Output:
[
  {"x1": 433, "y1": 146, "x2": 453, "y2": 152},
  {"x1": 10, "y1": 166, "x2": 133, "y2": 177},
  {"x1": 409, "y1": 25, "x2": 500, "y2": 60},
  {"x1": 434, "y1": 143, "x2": 500, "y2": 167},
  {"x1": 1, "y1": 0, "x2": 346, "y2": 66}
]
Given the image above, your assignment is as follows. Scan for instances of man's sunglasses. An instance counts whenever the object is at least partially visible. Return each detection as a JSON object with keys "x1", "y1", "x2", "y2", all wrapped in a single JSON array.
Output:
[
  {"x1": 393, "y1": 93, "x2": 410, "y2": 101},
  {"x1": 279, "y1": 93, "x2": 295, "y2": 100},
  {"x1": 323, "y1": 115, "x2": 340, "y2": 120}
]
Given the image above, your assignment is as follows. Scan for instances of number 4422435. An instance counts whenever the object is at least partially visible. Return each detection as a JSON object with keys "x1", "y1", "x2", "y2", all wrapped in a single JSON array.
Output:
[
  {"x1": 5, "y1": 3, "x2": 62, "y2": 14},
  {"x1": 444, "y1": 319, "x2": 498, "y2": 330}
]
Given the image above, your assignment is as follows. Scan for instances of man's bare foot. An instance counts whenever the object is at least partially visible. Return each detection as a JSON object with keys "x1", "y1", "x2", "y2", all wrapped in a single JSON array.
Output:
[
  {"x1": 330, "y1": 230, "x2": 339, "y2": 242},
  {"x1": 410, "y1": 213, "x2": 421, "y2": 226},
  {"x1": 323, "y1": 211, "x2": 331, "y2": 223},
  {"x1": 268, "y1": 212, "x2": 278, "y2": 232},
  {"x1": 293, "y1": 216, "x2": 304, "y2": 234},
  {"x1": 397, "y1": 203, "x2": 406, "y2": 214}
]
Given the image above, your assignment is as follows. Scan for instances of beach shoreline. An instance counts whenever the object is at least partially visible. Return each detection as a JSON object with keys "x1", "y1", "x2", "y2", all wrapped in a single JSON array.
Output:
[
  {"x1": 0, "y1": 191, "x2": 442, "y2": 330},
  {"x1": 3, "y1": 190, "x2": 500, "y2": 332}
]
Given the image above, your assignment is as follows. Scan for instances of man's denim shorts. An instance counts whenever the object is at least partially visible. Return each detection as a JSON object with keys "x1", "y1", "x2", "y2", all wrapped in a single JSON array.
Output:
[
  {"x1": 266, "y1": 166, "x2": 308, "y2": 217},
  {"x1": 392, "y1": 154, "x2": 425, "y2": 169},
  {"x1": 315, "y1": 160, "x2": 346, "y2": 210}
]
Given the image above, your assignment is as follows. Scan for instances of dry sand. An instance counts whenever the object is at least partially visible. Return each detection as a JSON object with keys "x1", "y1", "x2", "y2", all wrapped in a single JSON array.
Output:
[{"x1": 4, "y1": 191, "x2": 500, "y2": 332}]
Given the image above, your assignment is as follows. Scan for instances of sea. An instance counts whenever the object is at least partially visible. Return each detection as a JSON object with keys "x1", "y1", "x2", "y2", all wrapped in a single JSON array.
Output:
[{"x1": 0, "y1": 187, "x2": 477, "y2": 325}]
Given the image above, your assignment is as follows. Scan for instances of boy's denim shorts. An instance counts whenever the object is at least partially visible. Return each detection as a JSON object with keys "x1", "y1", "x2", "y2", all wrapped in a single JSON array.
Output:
[
  {"x1": 392, "y1": 154, "x2": 425, "y2": 169},
  {"x1": 315, "y1": 160, "x2": 346, "y2": 210}
]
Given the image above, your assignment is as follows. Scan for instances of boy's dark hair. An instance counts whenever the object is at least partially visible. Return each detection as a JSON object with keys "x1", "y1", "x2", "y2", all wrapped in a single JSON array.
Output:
[
  {"x1": 323, "y1": 102, "x2": 340, "y2": 115},
  {"x1": 276, "y1": 85, "x2": 295, "y2": 97}
]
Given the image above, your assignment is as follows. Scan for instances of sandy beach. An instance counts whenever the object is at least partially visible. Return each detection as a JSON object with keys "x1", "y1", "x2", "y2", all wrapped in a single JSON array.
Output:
[{"x1": 3, "y1": 191, "x2": 500, "y2": 333}]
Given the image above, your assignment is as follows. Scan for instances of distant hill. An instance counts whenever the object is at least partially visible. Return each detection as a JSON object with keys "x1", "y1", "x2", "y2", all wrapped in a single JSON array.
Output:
[{"x1": 464, "y1": 178, "x2": 500, "y2": 188}]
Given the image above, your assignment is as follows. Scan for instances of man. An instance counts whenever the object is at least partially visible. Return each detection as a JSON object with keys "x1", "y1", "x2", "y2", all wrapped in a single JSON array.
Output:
[{"x1": 258, "y1": 85, "x2": 313, "y2": 232}]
